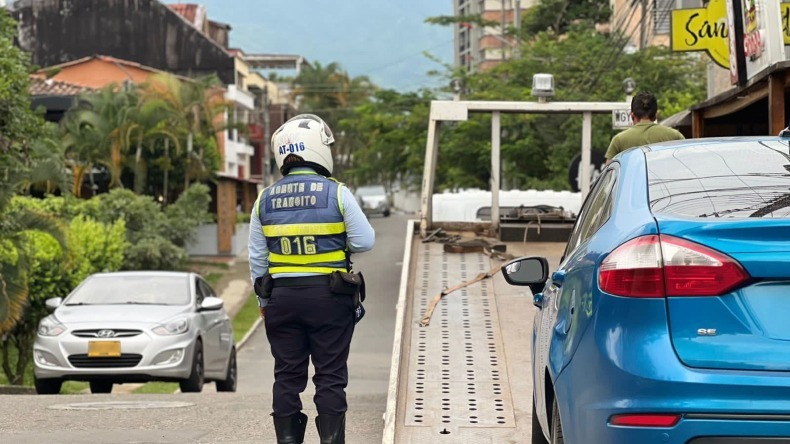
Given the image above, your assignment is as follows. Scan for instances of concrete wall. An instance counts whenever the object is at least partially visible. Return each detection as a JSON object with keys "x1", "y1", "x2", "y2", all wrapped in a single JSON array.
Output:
[
  {"x1": 392, "y1": 189, "x2": 421, "y2": 214},
  {"x1": 187, "y1": 223, "x2": 250, "y2": 257}
]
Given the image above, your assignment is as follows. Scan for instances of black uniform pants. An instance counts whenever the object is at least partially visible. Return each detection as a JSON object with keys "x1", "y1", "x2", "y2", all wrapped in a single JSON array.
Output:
[{"x1": 264, "y1": 284, "x2": 355, "y2": 417}]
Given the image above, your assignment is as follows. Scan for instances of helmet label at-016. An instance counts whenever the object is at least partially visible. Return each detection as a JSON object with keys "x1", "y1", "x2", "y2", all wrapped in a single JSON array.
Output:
[{"x1": 278, "y1": 142, "x2": 306, "y2": 155}]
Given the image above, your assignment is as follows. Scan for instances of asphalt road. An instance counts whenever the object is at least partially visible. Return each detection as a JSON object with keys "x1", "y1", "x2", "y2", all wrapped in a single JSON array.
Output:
[{"x1": 0, "y1": 212, "x2": 410, "y2": 444}]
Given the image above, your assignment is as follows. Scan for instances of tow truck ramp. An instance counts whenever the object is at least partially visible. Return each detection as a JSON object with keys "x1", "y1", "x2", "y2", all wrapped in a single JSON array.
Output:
[{"x1": 384, "y1": 220, "x2": 565, "y2": 443}]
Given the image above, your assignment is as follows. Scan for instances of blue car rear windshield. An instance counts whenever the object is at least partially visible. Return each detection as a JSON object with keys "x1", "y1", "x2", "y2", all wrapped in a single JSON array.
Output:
[
  {"x1": 66, "y1": 275, "x2": 190, "y2": 305},
  {"x1": 646, "y1": 141, "x2": 790, "y2": 219}
]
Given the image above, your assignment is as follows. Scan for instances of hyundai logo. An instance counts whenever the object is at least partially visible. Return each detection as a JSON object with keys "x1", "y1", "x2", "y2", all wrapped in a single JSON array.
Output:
[{"x1": 97, "y1": 330, "x2": 116, "y2": 338}]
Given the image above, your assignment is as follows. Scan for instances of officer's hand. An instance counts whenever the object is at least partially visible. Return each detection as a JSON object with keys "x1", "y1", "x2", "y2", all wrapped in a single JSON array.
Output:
[{"x1": 259, "y1": 306, "x2": 266, "y2": 319}]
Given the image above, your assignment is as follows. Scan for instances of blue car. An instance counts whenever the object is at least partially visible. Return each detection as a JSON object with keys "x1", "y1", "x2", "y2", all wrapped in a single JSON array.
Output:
[{"x1": 502, "y1": 137, "x2": 790, "y2": 444}]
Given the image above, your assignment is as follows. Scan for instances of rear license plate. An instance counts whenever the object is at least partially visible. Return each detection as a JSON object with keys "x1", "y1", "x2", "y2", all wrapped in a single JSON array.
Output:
[{"x1": 88, "y1": 341, "x2": 121, "y2": 357}]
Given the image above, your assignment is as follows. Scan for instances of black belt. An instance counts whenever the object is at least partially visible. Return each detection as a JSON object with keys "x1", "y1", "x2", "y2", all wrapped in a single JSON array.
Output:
[{"x1": 272, "y1": 275, "x2": 331, "y2": 288}]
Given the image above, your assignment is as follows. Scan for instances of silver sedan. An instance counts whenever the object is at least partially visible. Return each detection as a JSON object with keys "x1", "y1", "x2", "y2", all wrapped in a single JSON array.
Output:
[{"x1": 33, "y1": 271, "x2": 237, "y2": 394}]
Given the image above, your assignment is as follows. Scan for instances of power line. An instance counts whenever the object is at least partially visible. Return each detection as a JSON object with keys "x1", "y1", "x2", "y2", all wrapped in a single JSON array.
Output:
[
  {"x1": 574, "y1": 0, "x2": 656, "y2": 95},
  {"x1": 360, "y1": 38, "x2": 455, "y2": 75}
]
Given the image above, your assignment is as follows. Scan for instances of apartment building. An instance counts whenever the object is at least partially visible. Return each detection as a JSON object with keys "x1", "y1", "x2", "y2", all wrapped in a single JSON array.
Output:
[
  {"x1": 607, "y1": 0, "x2": 696, "y2": 51},
  {"x1": 453, "y1": 0, "x2": 532, "y2": 72}
]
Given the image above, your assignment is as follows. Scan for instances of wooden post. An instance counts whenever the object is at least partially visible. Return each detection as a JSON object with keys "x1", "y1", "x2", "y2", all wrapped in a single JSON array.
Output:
[
  {"x1": 769, "y1": 71, "x2": 786, "y2": 135},
  {"x1": 217, "y1": 179, "x2": 236, "y2": 255},
  {"x1": 692, "y1": 110, "x2": 705, "y2": 138}
]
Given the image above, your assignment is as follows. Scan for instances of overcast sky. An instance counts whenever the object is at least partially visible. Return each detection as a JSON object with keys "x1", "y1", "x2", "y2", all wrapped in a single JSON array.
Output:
[{"x1": 165, "y1": 0, "x2": 454, "y2": 91}]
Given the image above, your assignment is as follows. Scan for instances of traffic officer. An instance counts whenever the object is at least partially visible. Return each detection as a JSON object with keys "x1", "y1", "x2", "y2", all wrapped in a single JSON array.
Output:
[{"x1": 249, "y1": 114, "x2": 375, "y2": 444}]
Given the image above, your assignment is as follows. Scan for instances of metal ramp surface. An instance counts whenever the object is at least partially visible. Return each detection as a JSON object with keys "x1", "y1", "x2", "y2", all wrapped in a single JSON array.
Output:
[{"x1": 385, "y1": 223, "x2": 564, "y2": 443}]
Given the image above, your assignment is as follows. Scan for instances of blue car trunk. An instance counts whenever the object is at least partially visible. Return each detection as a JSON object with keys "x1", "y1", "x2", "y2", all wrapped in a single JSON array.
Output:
[{"x1": 658, "y1": 218, "x2": 790, "y2": 371}]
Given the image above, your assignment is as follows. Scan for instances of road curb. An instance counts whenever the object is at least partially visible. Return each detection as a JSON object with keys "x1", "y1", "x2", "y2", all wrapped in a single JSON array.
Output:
[{"x1": 237, "y1": 317, "x2": 263, "y2": 350}]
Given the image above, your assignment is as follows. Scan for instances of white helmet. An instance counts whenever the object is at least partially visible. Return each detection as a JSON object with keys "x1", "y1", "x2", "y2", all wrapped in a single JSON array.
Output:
[{"x1": 271, "y1": 114, "x2": 335, "y2": 176}]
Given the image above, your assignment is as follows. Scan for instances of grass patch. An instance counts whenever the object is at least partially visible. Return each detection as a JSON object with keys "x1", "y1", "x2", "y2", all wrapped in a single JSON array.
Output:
[
  {"x1": 0, "y1": 343, "x2": 34, "y2": 386},
  {"x1": 204, "y1": 272, "x2": 222, "y2": 286},
  {"x1": 61, "y1": 381, "x2": 89, "y2": 394},
  {"x1": 132, "y1": 381, "x2": 178, "y2": 394},
  {"x1": 233, "y1": 292, "x2": 260, "y2": 344}
]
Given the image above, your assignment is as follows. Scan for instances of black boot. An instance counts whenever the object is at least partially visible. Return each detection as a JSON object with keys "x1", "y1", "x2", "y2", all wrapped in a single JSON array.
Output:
[
  {"x1": 315, "y1": 414, "x2": 345, "y2": 444},
  {"x1": 273, "y1": 412, "x2": 308, "y2": 444}
]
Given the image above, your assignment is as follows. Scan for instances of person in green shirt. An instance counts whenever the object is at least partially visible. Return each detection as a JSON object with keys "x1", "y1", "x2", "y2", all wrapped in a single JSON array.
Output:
[{"x1": 605, "y1": 91, "x2": 684, "y2": 163}]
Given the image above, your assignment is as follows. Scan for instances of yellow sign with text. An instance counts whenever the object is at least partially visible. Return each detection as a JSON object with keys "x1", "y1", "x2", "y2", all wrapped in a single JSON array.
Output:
[
  {"x1": 671, "y1": 0, "x2": 729, "y2": 68},
  {"x1": 784, "y1": 3, "x2": 790, "y2": 45}
]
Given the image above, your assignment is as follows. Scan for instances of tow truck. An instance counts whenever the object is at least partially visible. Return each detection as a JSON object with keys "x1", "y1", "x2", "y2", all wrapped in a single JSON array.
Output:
[{"x1": 383, "y1": 97, "x2": 628, "y2": 443}]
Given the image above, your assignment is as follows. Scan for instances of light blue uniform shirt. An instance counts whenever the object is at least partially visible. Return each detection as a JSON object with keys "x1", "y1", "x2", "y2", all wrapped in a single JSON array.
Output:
[{"x1": 248, "y1": 168, "x2": 375, "y2": 307}]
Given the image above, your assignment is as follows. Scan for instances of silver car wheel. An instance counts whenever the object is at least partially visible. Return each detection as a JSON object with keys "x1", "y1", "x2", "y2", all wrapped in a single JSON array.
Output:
[
  {"x1": 179, "y1": 341, "x2": 204, "y2": 393},
  {"x1": 216, "y1": 347, "x2": 237, "y2": 392}
]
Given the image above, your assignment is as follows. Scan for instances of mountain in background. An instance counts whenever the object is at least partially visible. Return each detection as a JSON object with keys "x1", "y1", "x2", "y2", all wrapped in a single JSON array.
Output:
[{"x1": 165, "y1": 0, "x2": 453, "y2": 91}]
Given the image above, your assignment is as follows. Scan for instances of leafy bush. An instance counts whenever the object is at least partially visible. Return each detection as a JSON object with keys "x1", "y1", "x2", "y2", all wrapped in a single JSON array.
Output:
[
  {"x1": 123, "y1": 235, "x2": 187, "y2": 271},
  {"x1": 67, "y1": 216, "x2": 126, "y2": 284},
  {"x1": 1, "y1": 218, "x2": 126, "y2": 385},
  {"x1": 163, "y1": 183, "x2": 213, "y2": 247},
  {"x1": 2, "y1": 185, "x2": 211, "y2": 384},
  {"x1": 92, "y1": 184, "x2": 211, "y2": 270}
]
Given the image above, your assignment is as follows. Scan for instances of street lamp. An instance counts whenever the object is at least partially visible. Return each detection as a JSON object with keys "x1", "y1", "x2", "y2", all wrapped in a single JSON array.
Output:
[
  {"x1": 531, "y1": 73, "x2": 555, "y2": 103},
  {"x1": 450, "y1": 78, "x2": 463, "y2": 101},
  {"x1": 623, "y1": 77, "x2": 636, "y2": 103}
]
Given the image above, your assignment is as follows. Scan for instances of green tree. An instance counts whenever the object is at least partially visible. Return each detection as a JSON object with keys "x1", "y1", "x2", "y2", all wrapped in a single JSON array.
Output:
[
  {"x1": 424, "y1": 23, "x2": 705, "y2": 191},
  {"x1": 61, "y1": 85, "x2": 139, "y2": 194},
  {"x1": 292, "y1": 62, "x2": 376, "y2": 178},
  {"x1": 0, "y1": 9, "x2": 68, "y2": 335},
  {"x1": 341, "y1": 89, "x2": 434, "y2": 191},
  {"x1": 138, "y1": 74, "x2": 227, "y2": 202},
  {"x1": 521, "y1": 0, "x2": 611, "y2": 35},
  {"x1": 0, "y1": 10, "x2": 42, "y2": 158}
]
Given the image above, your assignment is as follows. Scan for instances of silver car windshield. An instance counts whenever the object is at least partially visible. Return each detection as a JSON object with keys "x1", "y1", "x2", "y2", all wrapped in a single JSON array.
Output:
[{"x1": 65, "y1": 275, "x2": 190, "y2": 306}]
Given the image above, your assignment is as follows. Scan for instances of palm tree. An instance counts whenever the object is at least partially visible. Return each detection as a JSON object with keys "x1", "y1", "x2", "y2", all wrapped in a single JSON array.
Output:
[
  {"x1": 0, "y1": 162, "x2": 67, "y2": 335},
  {"x1": 138, "y1": 74, "x2": 228, "y2": 202},
  {"x1": 61, "y1": 86, "x2": 138, "y2": 195},
  {"x1": 127, "y1": 97, "x2": 181, "y2": 194}
]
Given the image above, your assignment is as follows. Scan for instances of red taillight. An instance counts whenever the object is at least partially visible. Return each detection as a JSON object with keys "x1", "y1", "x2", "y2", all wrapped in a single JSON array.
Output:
[
  {"x1": 661, "y1": 236, "x2": 749, "y2": 296},
  {"x1": 598, "y1": 235, "x2": 750, "y2": 297},
  {"x1": 609, "y1": 413, "x2": 681, "y2": 427},
  {"x1": 599, "y1": 235, "x2": 665, "y2": 297}
]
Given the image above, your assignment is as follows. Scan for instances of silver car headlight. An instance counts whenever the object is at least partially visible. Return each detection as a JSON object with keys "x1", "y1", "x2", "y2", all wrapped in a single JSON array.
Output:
[
  {"x1": 153, "y1": 317, "x2": 189, "y2": 336},
  {"x1": 37, "y1": 317, "x2": 66, "y2": 337}
]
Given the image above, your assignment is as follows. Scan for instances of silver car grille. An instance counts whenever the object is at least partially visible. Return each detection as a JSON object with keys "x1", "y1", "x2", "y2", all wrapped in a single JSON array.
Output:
[
  {"x1": 68, "y1": 354, "x2": 143, "y2": 368},
  {"x1": 71, "y1": 329, "x2": 142, "y2": 338}
]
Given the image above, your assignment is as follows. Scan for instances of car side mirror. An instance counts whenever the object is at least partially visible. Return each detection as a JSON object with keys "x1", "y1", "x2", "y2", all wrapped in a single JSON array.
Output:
[
  {"x1": 199, "y1": 296, "x2": 224, "y2": 311},
  {"x1": 501, "y1": 257, "x2": 549, "y2": 287},
  {"x1": 45, "y1": 297, "x2": 63, "y2": 311}
]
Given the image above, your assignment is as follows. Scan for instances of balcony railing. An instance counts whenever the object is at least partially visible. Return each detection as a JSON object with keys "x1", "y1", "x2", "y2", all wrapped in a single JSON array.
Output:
[{"x1": 226, "y1": 84, "x2": 255, "y2": 110}]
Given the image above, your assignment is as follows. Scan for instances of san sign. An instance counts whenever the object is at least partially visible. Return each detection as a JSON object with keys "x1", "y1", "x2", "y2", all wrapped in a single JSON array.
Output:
[
  {"x1": 671, "y1": 0, "x2": 785, "y2": 83},
  {"x1": 671, "y1": 0, "x2": 729, "y2": 69}
]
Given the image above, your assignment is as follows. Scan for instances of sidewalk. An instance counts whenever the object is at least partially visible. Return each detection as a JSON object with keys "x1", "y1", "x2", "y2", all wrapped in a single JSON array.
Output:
[{"x1": 205, "y1": 255, "x2": 253, "y2": 318}]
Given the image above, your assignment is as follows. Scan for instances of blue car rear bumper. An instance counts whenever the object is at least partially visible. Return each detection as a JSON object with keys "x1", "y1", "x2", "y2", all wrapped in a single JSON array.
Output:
[{"x1": 553, "y1": 297, "x2": 790, "y2": 444}]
